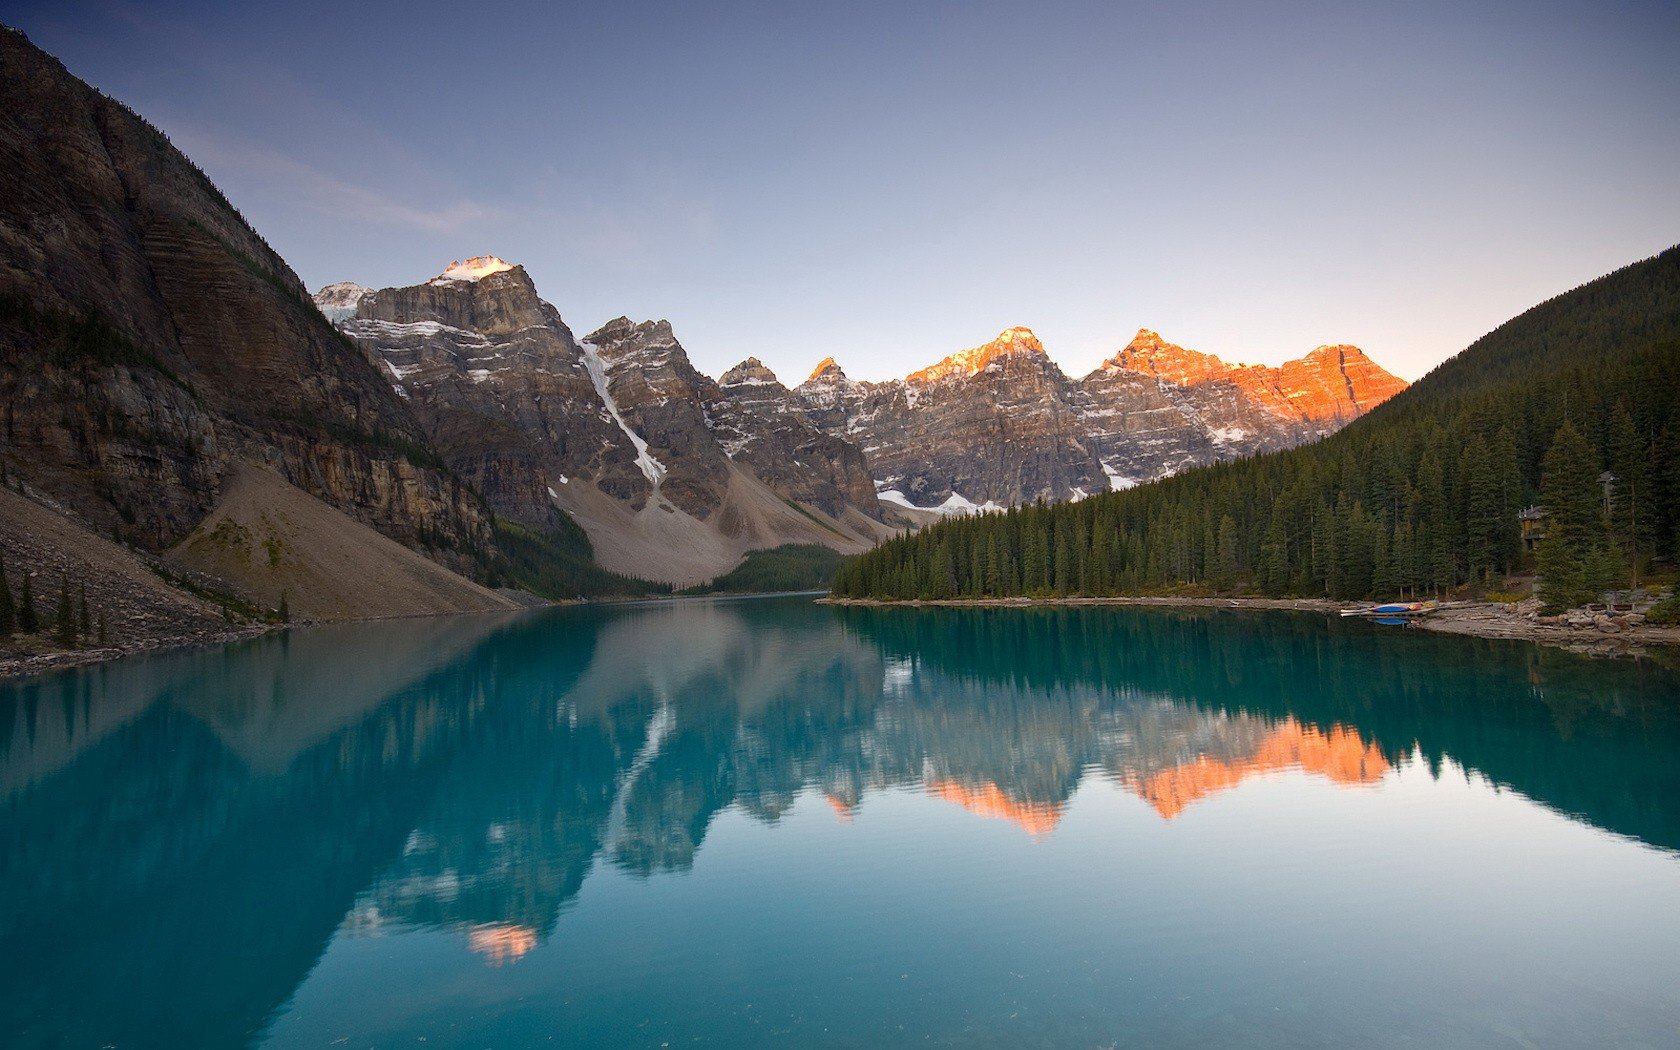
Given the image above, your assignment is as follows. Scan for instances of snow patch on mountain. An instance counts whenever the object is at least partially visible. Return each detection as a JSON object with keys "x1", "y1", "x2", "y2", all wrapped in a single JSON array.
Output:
[{"x1": 580, "y1": 338, "x2": 667, "y2": 489}]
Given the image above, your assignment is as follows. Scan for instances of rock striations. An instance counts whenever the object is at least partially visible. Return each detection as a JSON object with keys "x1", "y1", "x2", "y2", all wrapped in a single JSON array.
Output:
[
  {"x1": 0, "y1": 27, "x2": 491, "y2": 582},
  {"x1": 786, "y1": 326, "x2": 1408, "y2": 509},
  {"x1": 323, "y1": 275, "x2": 1409, "y2": 543},
  {"x1": 1, "y1": 24, "x2": 1408, "y2": 622},
  {"x1": 324, "y1": 272, "x2": 892, "y2": 586}
]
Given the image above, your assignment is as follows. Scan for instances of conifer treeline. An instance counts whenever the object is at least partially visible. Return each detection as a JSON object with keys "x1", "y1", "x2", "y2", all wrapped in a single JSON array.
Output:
[{"x1": 834, "y1": 249, "x2": 1680, "y2": 603}]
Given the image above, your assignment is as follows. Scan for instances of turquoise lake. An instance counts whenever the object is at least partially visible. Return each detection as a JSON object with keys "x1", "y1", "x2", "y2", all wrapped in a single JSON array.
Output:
[{"x1": 3, "y1": 596, "x2": 1680, "y2": 1047}]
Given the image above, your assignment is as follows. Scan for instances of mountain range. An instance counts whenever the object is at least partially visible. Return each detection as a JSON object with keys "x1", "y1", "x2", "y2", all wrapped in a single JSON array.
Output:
[
  {"x1": 317, "y1": 258, "x2": 1405, "y2": 582},
  {"x1": 1, "y1": 23, "x2": 1403, "y2": 628},
  {"x1": 834, "y1": 245, "x2": 1680, "y2": 603}
]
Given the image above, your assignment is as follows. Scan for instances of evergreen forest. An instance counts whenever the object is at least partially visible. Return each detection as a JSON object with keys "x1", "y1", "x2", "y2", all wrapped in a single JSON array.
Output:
[{"x1": 833, "y1": 246, "x2": 1680, "y2": 612}]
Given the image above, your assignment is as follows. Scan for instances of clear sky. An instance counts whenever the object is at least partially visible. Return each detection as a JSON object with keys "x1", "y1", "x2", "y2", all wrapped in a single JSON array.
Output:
[{"x1": 8, "y1": 0, "x2": 1679, "y2": 382}]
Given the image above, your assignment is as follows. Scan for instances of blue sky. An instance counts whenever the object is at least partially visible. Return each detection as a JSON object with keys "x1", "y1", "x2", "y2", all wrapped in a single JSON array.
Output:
[{"x1": 7, "y1": 0, "x2": 1679, "y2": 382}]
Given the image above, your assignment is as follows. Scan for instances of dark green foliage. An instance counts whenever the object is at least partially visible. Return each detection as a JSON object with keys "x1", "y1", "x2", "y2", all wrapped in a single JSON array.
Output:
[
  {"x1": 680, "y1": 544, "x2": 845, "y2": 595},
  {"x1": 53, "y1": 577, "x2": 75, "y2": 646},
  {"x1": 1647, "y1": 593, "x2": 1680, "y2": 625},
  {"x1": 834, "y1": 247, "x2": 1680, "y2": 608},
  {"x1": 267, "y1": 409, "x2": 447, "y2": 473},
  {"x1": 17, "y1": 573, "x2": 37, "y2": 633},
  {"x1": 277, "y1": 591, "x2": 290, "y2": 623},
  {"x1": 0, "y1": 292, "x2": 195, "y2": 395},
  {"x1": 77, "y1": 582, "x2": 90, "y2": 636},
  {"x1": 148, "y1": 564, "x2": 286, "y2": 624},
  {"x1": 0, "y1": 558, "x2": 12, "y2": 638},
  {"x1": 1608, "y1": 400, "x2": 1656, "y2": 584},
  {"x1": 1537, "y1": 421, "x2": 1603, "y2": 613},
  {"x1": 487, "y1": 516, "x2": 669, "y2": 600}
]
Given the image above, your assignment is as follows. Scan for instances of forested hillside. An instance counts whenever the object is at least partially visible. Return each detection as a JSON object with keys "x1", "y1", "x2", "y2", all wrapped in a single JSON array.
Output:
[{"x1": 833, "y1": 247, "x2": 1680, "y2": 610}]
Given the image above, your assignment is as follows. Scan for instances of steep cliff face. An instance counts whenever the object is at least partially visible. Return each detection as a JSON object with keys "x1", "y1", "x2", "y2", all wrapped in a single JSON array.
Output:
[
  {"x1": 341, "y1": 260, "x2": 644, "y2": 527},
  {"x1": 325, "y1": 274, "x2": 891, "y2": 585},
  {"x1": 795, "y1": 327, "x2": 1106, "y2": 509},
  {"x1": 579, "y1": 317, "x2": 736, "y2": 518},
  {"x1": 713, "y1": 358, "x2": 880, "y2": 519},
  {"x1": 1080, "y1": 329, "x2": 1408, "y2": 483},
  {"x1": 793, "y1": 325, "x2": 1407, "y2": 508},
  {"x1": 0, "y1": 27, "x2": 487, "y2": 558}
]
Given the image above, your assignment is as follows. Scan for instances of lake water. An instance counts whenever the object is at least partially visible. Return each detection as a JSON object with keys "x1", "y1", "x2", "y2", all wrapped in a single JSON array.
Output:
[{"x1": 3, "y1": 597, "x2": 1679, "y2": 1048}]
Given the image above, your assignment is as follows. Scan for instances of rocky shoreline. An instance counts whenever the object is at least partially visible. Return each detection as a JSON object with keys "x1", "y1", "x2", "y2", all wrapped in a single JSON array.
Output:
[
  {"x1": 819, "y1": 594, "x2": 1680, "y2": 654},
  {"x1": 0, "y1": 623, "x2": 283, "y2": 681}
]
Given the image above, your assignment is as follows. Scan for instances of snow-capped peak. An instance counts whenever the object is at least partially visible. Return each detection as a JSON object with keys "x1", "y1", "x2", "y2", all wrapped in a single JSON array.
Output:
[
  {"x1": 430, "y1": 256, "x2": 515, "y2": 285},
  {"x1": 313, "y1": 281, "x2": 370, "y2": 322}
]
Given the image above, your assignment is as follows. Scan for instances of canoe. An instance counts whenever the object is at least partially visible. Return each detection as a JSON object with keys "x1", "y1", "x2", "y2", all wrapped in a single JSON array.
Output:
[{"x1": 1340, "y1": 601, "x2": 1437, "y2": 618}]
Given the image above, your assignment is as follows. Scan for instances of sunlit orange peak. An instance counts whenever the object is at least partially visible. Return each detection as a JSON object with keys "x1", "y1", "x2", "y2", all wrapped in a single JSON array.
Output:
[
  {"x1": 468, "y1": 922, "x2": 537, "y2": 965},
  {"x1": 927, "y1": 778, "x2": 1063, "y2": 836},
  {"x1": 806, "y1": 356, "x2": 845, "y2": 383},
  {"x1": 434, "y1": 255, "x2": 515, "y2": 283},
  {"x1": 908, "y1": 326, "x2": 1044, "y2": 384}
]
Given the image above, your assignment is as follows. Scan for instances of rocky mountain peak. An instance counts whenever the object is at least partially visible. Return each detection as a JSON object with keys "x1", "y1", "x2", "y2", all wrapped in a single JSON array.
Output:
[
  {"x1": 314, "y1": 281, "x2": 370, "y2": 322},
  {"x1": 906, "y1": 326, "x2": 1046, "y2": 384},
  {"x1": 806, "y1": 357, "x2": 846, "y2": 383},
  {"x1": 720, "y1": 357, "x2": 784, "y2": 390},
  {"x1": 430, "y1": 255, "x2": 515, "y2": 284},
  {"x1": 351, "y1": 260, "x2": 548, "y2": 337},
  {"x1": 584, "y1": 317, "x2": 680, "y2": 363},
  {"x1": 1279, "y1": 343, "x2": 1408, "y2": 418},
  {"x1": 1110, "y1": 330, "x2": 1238, "y2": 387}
]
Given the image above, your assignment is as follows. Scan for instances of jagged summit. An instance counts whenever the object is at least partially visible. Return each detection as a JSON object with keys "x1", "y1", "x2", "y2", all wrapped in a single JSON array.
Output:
[
  {"x1": 430, "y1": 255, "x2": 515, "y2": 284},
  {"x1": 720, "y1": 357, "x2": 783, "y2": 388},
  {"x1": 806, "y1": 357, "x2": 846, "y2": 384},
  {"x1": 1102, "y1": 330, "x2": 1407, "y2": 426},
  {"x1": 314, "y1": 281, "x2": 370, "y2": 322},
  {"x1": 1109, "y1": 330, "x2": 1242, "y2": 386},
  {"x1": 585, "y1": 316, "x2": 678, "y2": 349},
  {"x1": 907, "y1": 326, "x2": 1046, "y2": 384}
]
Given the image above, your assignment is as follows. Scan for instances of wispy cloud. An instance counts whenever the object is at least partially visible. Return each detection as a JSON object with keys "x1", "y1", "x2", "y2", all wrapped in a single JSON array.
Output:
[{"x1": 174, "y1": 132, "x2": 502, "y2": 234}]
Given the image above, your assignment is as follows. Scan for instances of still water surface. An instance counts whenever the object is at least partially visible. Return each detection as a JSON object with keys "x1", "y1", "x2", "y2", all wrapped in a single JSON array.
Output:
[{"x1": 3, "y1": 597, "x2": 1680, "y2": 1047}]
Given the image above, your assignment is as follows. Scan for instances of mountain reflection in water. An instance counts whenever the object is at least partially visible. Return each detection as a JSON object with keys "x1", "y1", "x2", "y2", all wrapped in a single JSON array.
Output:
[{"x1": 1, "y1": 596, "x2": 1678, "y2": 1047}]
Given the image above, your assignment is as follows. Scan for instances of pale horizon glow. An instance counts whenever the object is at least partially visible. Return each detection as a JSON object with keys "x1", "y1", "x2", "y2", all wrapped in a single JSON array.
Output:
[{"x1": 8, "y1": 0, "x2": 1679, "y2": 384}]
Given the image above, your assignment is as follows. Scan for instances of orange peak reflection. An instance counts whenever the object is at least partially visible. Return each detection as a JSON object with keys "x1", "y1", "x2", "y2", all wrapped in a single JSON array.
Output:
[
  {"x1": 826, "y1": 792, "x2": 858, "y2": 823},
  {"x1": 1126, "y1": 720, "x2": 1390, "y2": 820},
  {"x1": 468, "y1": 923, "x2": 537, "y2": 966},
  {"x1": 926, "y1": 779, "x2": 1064, "y2": 837}
]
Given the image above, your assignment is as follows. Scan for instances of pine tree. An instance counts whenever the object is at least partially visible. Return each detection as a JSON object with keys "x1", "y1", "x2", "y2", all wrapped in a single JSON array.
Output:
[
  {"x1": 1537, "y1": 530, "x2": 1589, "y2": 613},
  {"x1": 54, "y1": 577, "x2": 75, "y2": 646},
  {"x1": 1213, "y1": 514, "x2": 1239, "y2": 591},
  {"x1": 1533, "y1": 420, "x2": 1606, "y2": 613},
  {"x1": 1541, "y1": 421, "x2": 1600, "y2": 546},
  {"x1": 1607, "y1": 401, "x2": 1653, "y2": 585},
  {"x1": 278, "y1": 591, "x2": 290, "y2": 623},
  {"x1": 78, "y1": 581, "x2": 91, "y2": 636},
  {"x1": 18, "y1": 574, "x2": 37, "y2": 633},
  {"x1": 0, "y1": 558, "x2": 12, "y2": 638},
  {"x1": 1461, "y1": 435, "x2": 1499, "y2": 580}
]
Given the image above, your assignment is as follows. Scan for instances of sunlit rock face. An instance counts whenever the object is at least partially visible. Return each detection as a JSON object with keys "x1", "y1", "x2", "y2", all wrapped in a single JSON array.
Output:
[
  {"x1": 792, "y1": 326, "x2": 1408, "y2": 509},
  {"x1": 794, "y1": 327, "x2": 1108, "y2": 510},
  {"x1": 430, "y1": 255, "x2": 515, "y2": 284}
]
